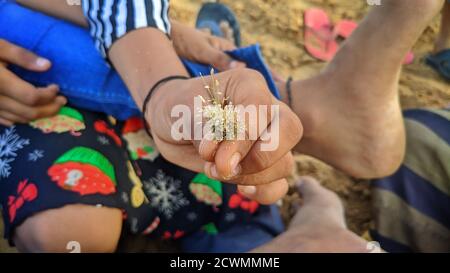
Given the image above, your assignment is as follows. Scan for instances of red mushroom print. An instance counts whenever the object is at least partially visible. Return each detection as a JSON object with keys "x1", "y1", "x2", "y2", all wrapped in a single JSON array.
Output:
[{"x1": 47, "y1": 147, "x2": 117, "y2": 195}]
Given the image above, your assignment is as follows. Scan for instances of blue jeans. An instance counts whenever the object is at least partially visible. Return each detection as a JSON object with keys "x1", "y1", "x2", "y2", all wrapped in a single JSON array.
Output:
[{"x1": 0, "y1": 1, "x2": 280, "y2": 120}]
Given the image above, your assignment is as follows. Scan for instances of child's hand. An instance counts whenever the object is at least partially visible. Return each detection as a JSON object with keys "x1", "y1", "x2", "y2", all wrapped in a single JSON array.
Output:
[
  {"x1": 147, "y1": 68, "x2": 303, "y2": 204},
  {"x1": 0, "y1": 39, "x2": 66, "y2": 126},
  {"x1": 171, "y1": 21, "x2": 246, "y2": 71}
]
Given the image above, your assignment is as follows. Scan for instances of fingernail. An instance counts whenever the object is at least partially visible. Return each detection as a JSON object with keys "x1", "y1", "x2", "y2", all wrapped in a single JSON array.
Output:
[
  {"x1": 35, "y1": 57, "x2": 50, "y2": 68},
  {"x1": 230, "y1": 153, "x2": 241, "y2": 176},
  {"x1": 240, "y1": 185, "x2": 257, "y2": 196},
  {"x1": 57, "y1": 96, "x2": 67, "y2": 105},
  {"x1": 232, "y1": 164, "x2": 241, "y2": 177},
  {"x1": 210, "y1": 164, "x2": 219, "y2": 178}
]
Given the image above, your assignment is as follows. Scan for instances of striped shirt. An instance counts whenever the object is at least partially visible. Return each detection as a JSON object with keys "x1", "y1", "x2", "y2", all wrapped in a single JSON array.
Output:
[{"x1": 81, "y1": 0, "x2": 171, "y2": 57}]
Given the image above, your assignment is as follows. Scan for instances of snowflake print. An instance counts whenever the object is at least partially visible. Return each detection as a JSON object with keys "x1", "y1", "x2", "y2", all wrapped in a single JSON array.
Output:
[
  {"x1": 28, "y1": 150, "x2": 44, "y2": 162},
  {"x1": 143, "y1": 170, "x2": 189, "y2": 219},
  {"x1": 187, "y1": 212, "x2": 198, "y2": 221},
  {"x1": 0, "y1": 127, "x2": 30, "y2": 178},
  {"x1": 0, "y1": 158, "x2": 13, "y2": 179},
  {"x1": 121, "y1": 192, "x2": 129, "y2": 204},
  {"x1": 97, "y1": 135, "x2": 110, "y2": 145},
  {"x1": 225, "y1": 212, "x2": 236, "y2": 222}
]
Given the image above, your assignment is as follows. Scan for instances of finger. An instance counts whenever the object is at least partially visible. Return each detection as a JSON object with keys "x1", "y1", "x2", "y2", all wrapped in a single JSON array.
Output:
[
  {"x1": 32, "y1": 97, "x2": 67, "y2": 119},
  {"x1": 210, "y1": 71, "x2": 275, "y2": 179},
  {"x1": 0, "y1": 116, "x2": 13, "y2": 127},
  {"x1": 0, "y1": 68, "x2": 59, "y2": 105},
  {"x1": 296, "y1": 176, "x2": 341, "y2": 205},
  {"x1": 204, "y1": 46, "x2": 234, "y2": 71},
  {"x1": 203, "y1": 46, "x2": 245, "y2": 71},
  {"x1": 0, "y1": 39, "x2": 51, "y2": 71},
  {"x1": 208, "y1": 38, "x2": 245, "y2": 69},
  {"x1": 0, "y1": 94, "x2": 66, "y2": 121},
  {"x1": 295, "y1": 176, "x2": 323, "y2": 201},
  {"x1": 0, "y1": 110, "x2": 28, "y2": 124},
  {"x1": 238, "y1": 179, "x2": 288, "y2": 205},
  {"x1": 206, "y1": 152, "x2": 295, "y2": 186},
  {"x1": 294, "y1": 176, "x2": 346, "y2": 228},
  {"x1": 240, "y1": 102, "x2": 302, "y2": 174},
  {"x1": 209, "y1": 36, "x2": 236, "y2": 51},
  {"x1": 153, "y1": 134, "x2": 206, "y2": 173},
  {"x1": 196, "y1": 133, "x2": 219, "y2": 162}
]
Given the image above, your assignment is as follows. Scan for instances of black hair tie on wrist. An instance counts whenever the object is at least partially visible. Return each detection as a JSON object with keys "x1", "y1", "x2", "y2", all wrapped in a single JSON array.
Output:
[
  {"x1": 286, "y1": 76, "x2": 293, "y2": 108},
  {"x1": 142, "y1": 75, "x2": 190, "y2": 137}
]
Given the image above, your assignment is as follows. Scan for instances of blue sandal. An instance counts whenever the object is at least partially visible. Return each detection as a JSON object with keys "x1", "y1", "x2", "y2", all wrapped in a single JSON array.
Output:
[
  {"x1": 195, "y1": 2, "x2": 241, "y2": 47},
  {"x1": 426, "y1": 49, "x2": 450, "y2": 82}
]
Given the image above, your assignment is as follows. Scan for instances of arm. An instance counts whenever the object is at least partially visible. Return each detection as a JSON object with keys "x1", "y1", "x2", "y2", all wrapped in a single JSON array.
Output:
[
  {"x1": 17, "y1": 0, "x2": 243, "y2": 71},
  {"x1": 16, "y1": 0, "x2": 301, "y2": 205},
  {"x1": 17, "y1": 0, "x2": 187, "y2": 108}
]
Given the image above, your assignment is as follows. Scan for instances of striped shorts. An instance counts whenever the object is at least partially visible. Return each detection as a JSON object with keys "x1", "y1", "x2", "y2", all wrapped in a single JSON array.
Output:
[{"x1": 371, "y1": 108, "x2": 450, "y2": 252}]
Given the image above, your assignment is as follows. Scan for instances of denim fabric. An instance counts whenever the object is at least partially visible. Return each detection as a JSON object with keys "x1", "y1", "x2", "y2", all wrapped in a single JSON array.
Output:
[
  {"x1": 0, "y1": 1, "x2": 280, "y2": 120},
  {"x1": 181, "y1": 205, "x2": 284, "y2": 253}
]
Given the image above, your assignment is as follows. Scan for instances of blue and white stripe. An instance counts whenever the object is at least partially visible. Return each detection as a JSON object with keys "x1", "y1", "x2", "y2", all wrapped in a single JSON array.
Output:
[{"x1": 81, "y1": 0, "x2": 171, "y2": 57}]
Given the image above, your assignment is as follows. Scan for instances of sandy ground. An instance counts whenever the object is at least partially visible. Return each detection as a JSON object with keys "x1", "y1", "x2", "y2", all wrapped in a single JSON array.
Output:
[{"x1": 1, "y1": 0, "x2": 449, "y2": 252}]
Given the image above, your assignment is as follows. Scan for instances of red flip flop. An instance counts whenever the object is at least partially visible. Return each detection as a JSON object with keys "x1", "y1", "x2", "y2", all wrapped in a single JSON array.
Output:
[
  {"x1": 333, "y1": 19, "x2": 414, "y2": 64},
  {"x1": 333, "y1": 20, "x2": 357, "y2": 39},
  {"x1": 304, "y1": 8, "x2": 338, "y2": 62}
]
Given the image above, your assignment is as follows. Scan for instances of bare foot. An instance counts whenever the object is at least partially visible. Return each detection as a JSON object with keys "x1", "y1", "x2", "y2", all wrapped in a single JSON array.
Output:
[
  {"x1": 280, "y1": 0, "x2": 445, "y2": 178},
  {"x1": 433, "y1": 1, "x2": 450, "y2": 53},
  {"x1": 252, "y1": 177, "x2": 372, "y2": 253}
]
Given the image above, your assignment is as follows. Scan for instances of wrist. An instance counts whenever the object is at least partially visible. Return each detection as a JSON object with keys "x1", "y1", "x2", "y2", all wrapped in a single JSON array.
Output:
[{"x1": 144, "y1": 77, "x2": 191, "y2": 132}]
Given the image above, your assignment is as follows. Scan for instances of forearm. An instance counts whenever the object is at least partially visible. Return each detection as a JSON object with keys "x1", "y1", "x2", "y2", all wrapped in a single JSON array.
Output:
[
  {"x1": 108, "y1": 28, "x2": 188, "y2": 108},
  {"x1": 16, "y1": 0, "x2": 188, "y2": 109}
]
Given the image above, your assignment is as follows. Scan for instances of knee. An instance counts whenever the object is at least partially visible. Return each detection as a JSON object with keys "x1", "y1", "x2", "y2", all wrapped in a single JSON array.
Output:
[{"x1": 14, "y1": 205, "x2": 122, "y2": 253}]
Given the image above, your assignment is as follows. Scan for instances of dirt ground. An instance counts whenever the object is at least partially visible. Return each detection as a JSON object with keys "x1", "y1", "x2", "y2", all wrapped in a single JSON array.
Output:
[{"x1": 1, "y1": 0, "x2": 449, "y2": 252}]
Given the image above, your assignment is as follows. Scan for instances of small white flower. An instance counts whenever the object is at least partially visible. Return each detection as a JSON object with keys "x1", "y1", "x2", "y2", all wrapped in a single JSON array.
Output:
[{"x1": 199, "y1": 69, "x2": 245, "y2": 141}]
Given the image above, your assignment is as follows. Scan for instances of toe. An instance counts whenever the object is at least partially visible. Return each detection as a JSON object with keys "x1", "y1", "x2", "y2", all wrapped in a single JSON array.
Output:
[{"x1": 296, "y1": 176, "x2": 341, "y2": 207}]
